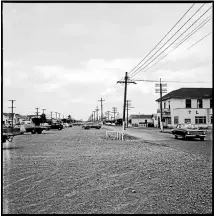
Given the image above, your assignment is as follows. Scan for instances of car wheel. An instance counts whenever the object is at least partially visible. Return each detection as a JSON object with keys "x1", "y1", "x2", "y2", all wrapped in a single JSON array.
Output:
[
  {"x1": 200, "y1": 137, "x2": 205, "y2": 141},
  {"x1": 37, "y1": 130, "x2": 42, "y2": 134},
  {"x1": 31, "y1": 129, "x2": 36, "y2": 134},
  {"x1": 184, "y1": 135, "x2": 188, "y2": 140},
  {"x1": 58, "y1": 127, "x2": 62, "y2": 130},
  {"x1": 174, "y1": 135, "x2": 178, "y2": 139}
]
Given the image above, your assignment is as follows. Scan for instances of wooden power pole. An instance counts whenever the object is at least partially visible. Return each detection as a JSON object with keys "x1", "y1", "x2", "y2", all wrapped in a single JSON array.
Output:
[
  {"x1": 117, "y1": 72, "x2": 136, "y2": 140},
  {"x1": 98, "y1": 98, "x2": 105, "y2": 122},
  {"x1": 9, "y1": 100, "x2": 16, "y2": 132}
]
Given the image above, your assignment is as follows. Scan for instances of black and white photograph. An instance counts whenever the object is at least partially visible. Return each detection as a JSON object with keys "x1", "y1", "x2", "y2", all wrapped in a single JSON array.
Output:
[{"x1": 2, "y1": 1, "x2": 212, "y2": 214}]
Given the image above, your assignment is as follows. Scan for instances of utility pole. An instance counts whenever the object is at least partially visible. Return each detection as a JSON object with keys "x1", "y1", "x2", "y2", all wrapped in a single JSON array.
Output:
[
  {"x1": 93, "y1": 111, "x2": 96, "y2": 122},
  {"x1": 98, "y1": 98, "x2": 105, "y2": 122},
  {"x1": 126, "y1": 100, "x2": 133, "y2": 128},
  {"x1": 35, "y1": 108, "x2": 39, "y2": 118},
  {"x1": 95, "y1": 106, "x2": 99, "y2": 122},
  {"x1": 160, "y1": 78, "x2": 163, "y2": 131},
  {"x1": 117, "y1": 72, "x2": 136, "y2": 140},
  {"x1": 50, "y1": 111, "x2": 53, "y2": 119},
  {"x1": 58, "y1": 113, "x2": 61, "y2": 120},
  {"x1": 106, "y1": 111, "x2": 111, "y2": 121},
  {"x1": 9, "y1": 100, "x2": 16, "y2": 132},
  {"x1": 112, "y1": 107, "x2": 117, "y2": 122},
  {"x1": 41, "y1": 109, "x2": 46, "y2": 114},
  {"x1": 155, "y1": 78, "x2": 167, "y2": 131},
  {"x1": 55, "y1": 112, "x2": 58, "y2": 120}
]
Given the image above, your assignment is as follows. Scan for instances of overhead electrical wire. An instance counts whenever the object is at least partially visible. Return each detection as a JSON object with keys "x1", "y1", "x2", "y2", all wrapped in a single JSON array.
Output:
[
  {"x1": 128, "y1": 3, "x2": 206, "y2": 78},
  {"x1": 130, "y1": 5, "x2": 212, "y2": 78},
  {"x1": 170, "y1": 15, "x2": 211, "y2": 51},
  {"x1": 134, "y1": 79, "x2": 211, "y2": 83},
  {"x1": 128, "y1": 3, "x2": 196, "y2": 76},
  {"x1": 105, "y1": 4, "x2": 211, "y2": 102},
  {"x1": 186, "y1": 32, "x2": 211, "y2": 50},
  {"x1": 130, "y1": 16, "x2": 211, "y2": 75},
  {"x1": 116, "y1": 3, "x2": 196, "y2": 84}
]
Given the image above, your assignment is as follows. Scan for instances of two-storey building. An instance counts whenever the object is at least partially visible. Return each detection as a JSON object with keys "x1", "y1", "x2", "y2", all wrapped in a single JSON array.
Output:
[{"x1": 155, "y1": 88, "x2": 212, "y2": 128}]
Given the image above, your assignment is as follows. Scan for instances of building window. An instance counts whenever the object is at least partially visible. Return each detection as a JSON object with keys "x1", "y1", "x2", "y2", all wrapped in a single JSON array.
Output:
[
  {"x1": 168, "y1": 117, "x2": 171, "y2": 124},
  {"x1": 210, "y1": 99, "x2": 212, "y2": 108},
  {"x1": 186, "y1": 99, "x2": 191, "y2": 108},
  {"x1": 174, "y1": 116, "x2": 179, "y2": 124},
  {"x1": 185, "y1": 119, "x2": 191, "y2": 124},
  {"x1": 164, "y1": 102, "x2": 166, "y2": 109},
  {"x1": 211, "y1": 116, "x2": 213, "y2": 124},
  {"x1": 197, "y1": 99, "x2": 203, "y2": 108},
  {"x1": 195, "y1": 116, "x2": 206, "y2": 124},
  {"x1": 168, "y1": 101, "x2": 170, "y2": 109}
]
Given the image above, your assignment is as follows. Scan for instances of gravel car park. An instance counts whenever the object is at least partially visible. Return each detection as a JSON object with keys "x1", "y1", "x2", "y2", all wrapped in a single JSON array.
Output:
[{"x1": 3, "y1": 126, "x2": 212, "y2": 214}]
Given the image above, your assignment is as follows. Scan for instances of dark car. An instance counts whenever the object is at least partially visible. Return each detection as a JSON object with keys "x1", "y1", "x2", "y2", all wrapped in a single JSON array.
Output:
[
  {"x1": 50, "y1": 123, "x2": 63, "y2": 130},
  {"x1": 171, "y1": 123, "x2": 206, "y2": 141},
  {"x1": 82, "y1": 122, "x2": 101, "y2": 130}
]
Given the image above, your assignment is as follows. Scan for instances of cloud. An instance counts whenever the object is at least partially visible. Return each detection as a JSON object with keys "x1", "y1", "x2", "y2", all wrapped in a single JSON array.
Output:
[{"x1": 61, "y1": 23, "x2": 88, "y2": 37}]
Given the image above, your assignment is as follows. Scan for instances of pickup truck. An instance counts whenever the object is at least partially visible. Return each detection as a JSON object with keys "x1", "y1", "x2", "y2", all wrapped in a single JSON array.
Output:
[{"x1": 21, "y1": 122, "x2": 46, "y2": 134}]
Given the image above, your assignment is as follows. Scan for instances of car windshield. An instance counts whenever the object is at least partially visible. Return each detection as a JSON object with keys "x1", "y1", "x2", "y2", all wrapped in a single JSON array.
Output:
[{"x1": 181, "y1": 124, "x2": 199, "y2": 129}]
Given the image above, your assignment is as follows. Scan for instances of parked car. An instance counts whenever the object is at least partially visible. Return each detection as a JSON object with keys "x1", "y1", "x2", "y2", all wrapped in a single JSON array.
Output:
[
  {"x1": 50, "y1": 122, "x2": 63, "y2": 130},
  {"x1": 63, "y1": 123, "x2": 70, "y2": 128},
  {"x1": 171, "y1": 123, "x2": 206, "y2": 141},
  {"x1": 82, "y1": 122, "x2": 101, "y2": 130}
]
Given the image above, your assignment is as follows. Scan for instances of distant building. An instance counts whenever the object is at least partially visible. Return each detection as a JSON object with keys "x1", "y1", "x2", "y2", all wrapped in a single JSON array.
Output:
[
  {"x1": 156, "y1": 88, "x2": 212, "y2": 128},
  {"x1": 3, "y1": 113, "x2": 28, "y2": 125},
  {"x1": 129, "y1": 114, "x2": 153, "y2": 127}
]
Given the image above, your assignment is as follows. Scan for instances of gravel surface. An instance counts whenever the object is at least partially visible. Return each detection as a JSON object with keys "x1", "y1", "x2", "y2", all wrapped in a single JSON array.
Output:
[{"x1": 3, "y1": 127, "x2": 212, "y2": 214}]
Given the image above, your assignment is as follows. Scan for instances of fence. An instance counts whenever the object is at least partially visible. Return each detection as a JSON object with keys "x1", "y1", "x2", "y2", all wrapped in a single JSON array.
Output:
[{"x1": 105, "y1": 131, "x2": 123, "y2": 140}]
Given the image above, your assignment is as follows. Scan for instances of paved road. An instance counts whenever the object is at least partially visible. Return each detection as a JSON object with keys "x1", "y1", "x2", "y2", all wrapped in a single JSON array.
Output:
[{"x1": 104, "y1": 126, "x2": 213, "y2": 161}]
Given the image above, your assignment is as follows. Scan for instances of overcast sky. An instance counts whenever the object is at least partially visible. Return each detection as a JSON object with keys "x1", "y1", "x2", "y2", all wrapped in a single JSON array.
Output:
[{"x1": 3, "y1": 3, "x2": 212, "y2": 120}]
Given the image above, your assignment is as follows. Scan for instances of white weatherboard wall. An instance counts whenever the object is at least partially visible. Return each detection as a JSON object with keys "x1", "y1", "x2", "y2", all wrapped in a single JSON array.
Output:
[
  {"x1": 131, "y1": 118, "x2": 153, "y2": 125},
  {"x1": 157, "y1": 98, "x2": 212, "y2": 128},
  {"x1": 172, "y1": 108, "x2": 212, "y2": 125}
]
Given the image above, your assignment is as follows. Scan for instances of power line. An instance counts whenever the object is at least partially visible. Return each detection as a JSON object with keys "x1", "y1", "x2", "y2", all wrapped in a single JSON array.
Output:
[
  {"x1": 128, "y1": 3, "x2": 196, "y2": 76},
  {"x1": 131, "y1": 17, "x2": 211, "y2": 75},
  {"x1": 129, "y1": 3, "x2": 206, "y2": 78},
  {"x1": 130, "y1": 5, "x2": 212, "y2": 78},
  {"x1": 134, "y1": 79, "x2": 211, "y2": 83},
  {"x1": 186, "y1": 32, "x2": 211, "y2": 50}
]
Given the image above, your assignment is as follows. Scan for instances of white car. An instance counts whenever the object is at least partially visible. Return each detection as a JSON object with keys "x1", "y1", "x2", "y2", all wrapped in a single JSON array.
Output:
[{"x1": 63, "y1": 123, "x2": 70, "y2": 128}]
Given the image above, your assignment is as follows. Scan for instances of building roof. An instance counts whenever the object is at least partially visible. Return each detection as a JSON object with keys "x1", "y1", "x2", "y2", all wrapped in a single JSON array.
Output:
[
  {"x1": 129, "y1": 114, "x2": 153, "y2": 119},
  {"x1": 156, "y1": 88, "x2": 212, "y2": 102}
]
